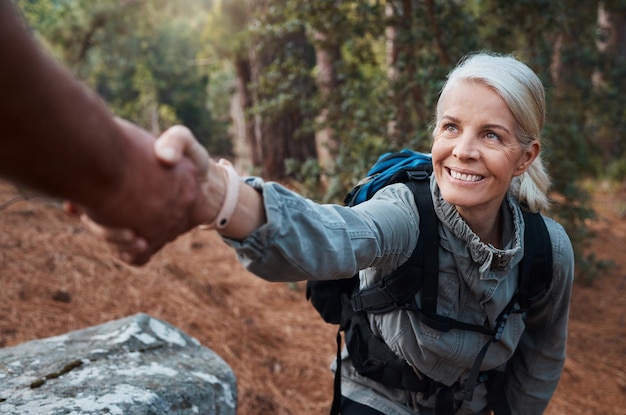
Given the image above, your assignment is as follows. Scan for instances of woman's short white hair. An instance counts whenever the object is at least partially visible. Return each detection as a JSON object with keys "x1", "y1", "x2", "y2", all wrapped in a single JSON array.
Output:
[{"x1": 436, "y1": 52, "x2": 551, "y2": 212}]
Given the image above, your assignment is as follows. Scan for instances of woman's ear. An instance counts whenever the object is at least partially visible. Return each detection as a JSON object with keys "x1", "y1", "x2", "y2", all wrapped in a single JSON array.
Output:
[{"x1": 514, "y1": 140, "x2": 540, "y2": 176}]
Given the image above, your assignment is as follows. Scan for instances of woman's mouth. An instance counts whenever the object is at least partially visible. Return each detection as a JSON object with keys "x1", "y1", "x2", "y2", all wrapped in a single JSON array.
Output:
[{"x1": 448, "y1": 168, "x2": 484, "y2": 182}]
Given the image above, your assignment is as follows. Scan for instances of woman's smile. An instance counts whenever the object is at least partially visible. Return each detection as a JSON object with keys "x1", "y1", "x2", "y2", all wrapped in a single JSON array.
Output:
[{"x1": 446, "y1": 167, "x2": 484, "y2": 183}]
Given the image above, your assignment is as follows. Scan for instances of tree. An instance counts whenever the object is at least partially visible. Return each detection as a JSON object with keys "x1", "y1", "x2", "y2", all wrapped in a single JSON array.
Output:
[
  {"x1": 593, "y1": 1, "x2": 626, "y2": 173},
  {"x1": 310, "y1": 13, "x2": 342, "y2": 185},
  {"x1": 200, "y1": 0, "x2": 257, "y2": 167},
  {"x1": 250, "y1": 11, "x2": 317, "y2": 180},
  {"x1": 384, "y1": 0, "x2": 480, "y2": 151}
]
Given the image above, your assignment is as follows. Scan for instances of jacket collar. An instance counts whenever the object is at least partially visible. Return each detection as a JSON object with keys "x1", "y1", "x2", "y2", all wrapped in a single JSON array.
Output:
[{"x1": 430, "y1": 176, "x2": 524, "y2": 275}]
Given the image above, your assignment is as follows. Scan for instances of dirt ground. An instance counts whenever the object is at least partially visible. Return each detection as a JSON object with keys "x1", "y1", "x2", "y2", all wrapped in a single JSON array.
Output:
[{"x1": 0, "y1": 178, "x2": 624, "y2": 415}]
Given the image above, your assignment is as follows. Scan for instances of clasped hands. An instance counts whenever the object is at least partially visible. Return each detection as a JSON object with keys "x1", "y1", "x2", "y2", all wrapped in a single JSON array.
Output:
[{"x1": 78, "y1": 122, "x2": 234, "y2": 266}]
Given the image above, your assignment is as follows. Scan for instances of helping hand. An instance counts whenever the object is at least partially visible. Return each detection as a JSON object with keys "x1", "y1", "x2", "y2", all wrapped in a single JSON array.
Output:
[{"x1": 80, "y1": 123, "x2": 215, "y2": 265}]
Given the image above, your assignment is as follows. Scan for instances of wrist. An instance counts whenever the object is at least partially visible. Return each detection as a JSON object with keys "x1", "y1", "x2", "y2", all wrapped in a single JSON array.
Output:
[{"x1": 201, "y1": 159, "x2": 240, "y2": 230}]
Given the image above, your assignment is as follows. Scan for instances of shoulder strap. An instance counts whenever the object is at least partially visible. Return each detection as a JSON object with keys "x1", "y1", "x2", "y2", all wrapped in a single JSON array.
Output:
[
  {"x1": 349, "y1": 170, "x2": 437, "y2": 313},
  {"x1": 518, "y1": 210, "x2": 553, "y2": 310},
  {"x1": 417, "y1": 176, "x2": 439, "y2": 315}
]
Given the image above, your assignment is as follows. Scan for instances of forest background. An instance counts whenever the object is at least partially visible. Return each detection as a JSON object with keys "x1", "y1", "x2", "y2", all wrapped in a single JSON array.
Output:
[
  {"x1": 14, "y1": 0, "x2": 626, "y2": 284},
  {"x1": 4, "y1": 2, "x2": 626, "y2": 414}
]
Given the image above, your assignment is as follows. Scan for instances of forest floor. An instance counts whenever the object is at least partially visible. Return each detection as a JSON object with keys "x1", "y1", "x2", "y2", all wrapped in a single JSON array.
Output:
[{"x1": 0, "y1": 178, "x2": 625, "y2": 415}]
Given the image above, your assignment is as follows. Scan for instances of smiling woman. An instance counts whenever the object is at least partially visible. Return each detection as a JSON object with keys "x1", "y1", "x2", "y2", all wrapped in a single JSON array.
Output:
[
  {"x1": 432, "y1": 79, "x2": 540, "y2": 246},
  {"x1": 436, "y1": 54, "x2": 551, "y2": 213},
  {"x1": 89, "y1": 52, "x2": 575, "y2": 415}
]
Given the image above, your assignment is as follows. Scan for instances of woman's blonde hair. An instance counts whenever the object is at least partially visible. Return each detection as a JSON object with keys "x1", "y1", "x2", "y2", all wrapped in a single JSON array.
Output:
[{"x1": 436, "y1": 52, "x2": 551, "y2": 212}]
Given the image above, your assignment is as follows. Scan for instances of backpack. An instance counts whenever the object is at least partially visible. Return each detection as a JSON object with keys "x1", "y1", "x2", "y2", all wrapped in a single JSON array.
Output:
[{"x1": 305, "y1": 149, "x2": 553, "y2": 415}]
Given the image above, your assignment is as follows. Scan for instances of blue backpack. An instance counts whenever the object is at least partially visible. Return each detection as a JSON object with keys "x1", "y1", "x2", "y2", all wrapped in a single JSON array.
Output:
[
  {"x1": 344, "y1": 149, "x2": 433, "y2": 206},
  {"x1": 306, "y1": 150, "x2": 553, "y2": 415}
]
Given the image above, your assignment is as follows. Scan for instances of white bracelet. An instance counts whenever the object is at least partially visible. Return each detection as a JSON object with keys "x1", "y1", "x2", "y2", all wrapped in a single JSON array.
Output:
[{"x1": 205, "y1": 159, "x2": 240, "y2": 230}]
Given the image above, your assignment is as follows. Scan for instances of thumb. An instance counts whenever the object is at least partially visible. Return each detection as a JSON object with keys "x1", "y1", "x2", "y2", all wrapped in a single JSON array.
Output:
[{"x1": 155, "y1": 125, "x2": 209, "y2": 175}]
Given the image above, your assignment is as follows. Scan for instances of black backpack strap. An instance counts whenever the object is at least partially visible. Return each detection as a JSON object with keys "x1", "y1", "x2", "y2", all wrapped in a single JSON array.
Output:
[
  {"x1": 329, "y1": 328, "x2": 343, "y2": 415},
  {"x1": 409, "y1": 307, "x2": 494, "y2": 336},
  {"x1": 485, "y1": 369, "x2": 511, "y2": 415},
  {"x1": 518, "y1": 210, "x2": 553, "y2": 310},
  {"x1": 460, "y1": 294, "x2": 516, "y2": 403},
  {"x1": 341, "y1": 298, "x2": 438, "y2": 395},
  {"x1": 350, "y1": 173, "x2": 437, "y2": 314},
  {"x1": 413, "y1": 176, "x2": 439, "y2": 317},
  {"x1": 307, "y1": 276, "x2": 359, "y2": 324}
]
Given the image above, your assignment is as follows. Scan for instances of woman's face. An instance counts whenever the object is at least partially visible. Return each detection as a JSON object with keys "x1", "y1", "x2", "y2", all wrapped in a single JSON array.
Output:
[{"x1": 431, "y1": 80, "x2": 538, "y2": 220}]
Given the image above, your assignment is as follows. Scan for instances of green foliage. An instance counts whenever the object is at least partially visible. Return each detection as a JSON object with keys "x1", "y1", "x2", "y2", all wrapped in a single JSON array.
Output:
[
  {"x1": 205, "y1": 62, "x2": 237, "y2": 158},
  {"x1": 15, "y1": 0, "x2": 228, "y2": 154},
  {"x1": 13, "y1": 0, "x2": 56, "y2": 33},
  {"x1": 246, "y1": 6, "x2": 317, "y2": 129}
]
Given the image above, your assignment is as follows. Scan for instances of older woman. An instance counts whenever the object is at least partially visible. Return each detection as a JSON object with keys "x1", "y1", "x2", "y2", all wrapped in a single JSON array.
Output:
[{"x1": 92, "y1": 52, "x2": 574, "y2": 415}]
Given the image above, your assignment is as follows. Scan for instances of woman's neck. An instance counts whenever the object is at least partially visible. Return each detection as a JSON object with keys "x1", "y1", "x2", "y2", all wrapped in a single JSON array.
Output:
[{"x1": 457, "y1": 207, "x2": 504, "y2": 249}]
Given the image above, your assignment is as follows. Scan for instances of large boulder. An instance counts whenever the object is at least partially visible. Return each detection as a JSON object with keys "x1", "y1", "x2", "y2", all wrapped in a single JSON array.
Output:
[{"x1": 0, "y1": 313, "x2": 236, "y2": 414}]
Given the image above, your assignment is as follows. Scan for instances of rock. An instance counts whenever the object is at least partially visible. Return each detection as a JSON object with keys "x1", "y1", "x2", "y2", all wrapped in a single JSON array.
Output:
[{"x1": 0, "y1": 313, "x2": 236, "y2": 415}]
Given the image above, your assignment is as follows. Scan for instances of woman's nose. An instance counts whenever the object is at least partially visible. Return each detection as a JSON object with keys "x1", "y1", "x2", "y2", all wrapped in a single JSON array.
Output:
[{"x1": 452, "y1": 133, "x2": 480, "y2": 160}]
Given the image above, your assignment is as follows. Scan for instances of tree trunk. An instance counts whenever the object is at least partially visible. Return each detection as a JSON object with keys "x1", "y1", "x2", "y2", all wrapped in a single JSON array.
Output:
[
  {"x1": 230, "y1": 78, "x2": 251, "y2": 174},
  {"x1": 233, "y1": 58, "x2": 261, "y2": 171},
  {"x1": 250, "y1": 25, "x2": 317, "y2": 181},
  {"x1": 596, "y1": 2, "x2": 626, "y2": 58},
  {"x1": 593, "y1": 2, "x2": 626, "y2": 160},
  {"x1": 313, "y1": 30, "x2": 341, "y2": 183},
  {"x1": 385, "y1": 0, "x2": 429, "y2": 148}
]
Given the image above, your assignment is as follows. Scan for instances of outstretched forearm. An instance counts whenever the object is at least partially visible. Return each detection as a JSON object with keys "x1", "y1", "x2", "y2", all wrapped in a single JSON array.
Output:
[{"x1": 0, "y1": 0, "x2": 128, "y2": 206}]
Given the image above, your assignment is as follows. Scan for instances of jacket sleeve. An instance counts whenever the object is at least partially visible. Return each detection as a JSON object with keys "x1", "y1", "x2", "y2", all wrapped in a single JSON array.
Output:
[
  {"x1": 224, "y1": 178, "x2": 420, "y2": 282},
  {"x1": 505, "y1": 216, "x2": 575, "y2": 414}
]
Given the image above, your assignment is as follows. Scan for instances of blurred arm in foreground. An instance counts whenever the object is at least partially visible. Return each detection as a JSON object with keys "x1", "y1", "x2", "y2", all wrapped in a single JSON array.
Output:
[{"x1": 0, "y1": 0, "x2": 217, "y2": 264}]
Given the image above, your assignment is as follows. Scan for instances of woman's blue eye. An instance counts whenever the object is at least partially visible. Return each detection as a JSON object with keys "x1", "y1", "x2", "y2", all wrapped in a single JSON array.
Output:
[{"x1": 486, "y1": 131, "x2": 500, "y2": 141}]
